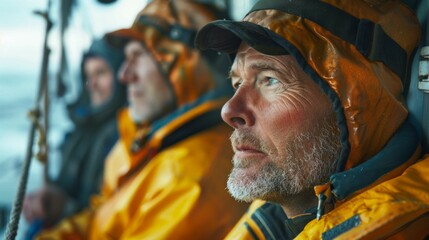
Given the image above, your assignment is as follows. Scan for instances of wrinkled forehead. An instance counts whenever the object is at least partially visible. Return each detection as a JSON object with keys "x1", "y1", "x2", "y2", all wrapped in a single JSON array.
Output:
[
  {"x1": 231, "y1": 42, "x2": 300, "y2": 77},
  {"x1": 231, "y1": 43, "x2": 255, "y2": 70}
]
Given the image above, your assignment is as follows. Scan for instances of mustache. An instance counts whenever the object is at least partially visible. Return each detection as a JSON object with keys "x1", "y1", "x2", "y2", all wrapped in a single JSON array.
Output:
[{"x1": 230, "y1": 130, "x2": 265, "y2": 152}]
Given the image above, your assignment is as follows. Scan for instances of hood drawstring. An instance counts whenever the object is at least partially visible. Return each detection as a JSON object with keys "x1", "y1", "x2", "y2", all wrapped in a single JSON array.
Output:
[{"x1": 314, "y1": 183, "x2": 332, "y2": 220}]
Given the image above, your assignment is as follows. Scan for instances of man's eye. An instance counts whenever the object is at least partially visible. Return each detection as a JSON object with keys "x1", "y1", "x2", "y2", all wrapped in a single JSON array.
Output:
[
  {"x1": 232, "y1": 79, "x2": 242, "y2": 90},
  {"x1": 95, "y1": 68, "x2": 109, "y2": 77},
  {"x1": 263, "y1": 77, "x2": 279, "y2": 86}
]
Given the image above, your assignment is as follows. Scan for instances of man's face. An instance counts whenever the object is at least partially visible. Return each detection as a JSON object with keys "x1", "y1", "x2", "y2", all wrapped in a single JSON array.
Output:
[
  {"x1": 223, "y1": 43, "x2": 341, "y2": 203},
  {"x1": 84, "y1": 57, "x2": 114, "y2": 107},
  {"x1": 120, "y1": 40, "x2": 175, "y2": 123}
]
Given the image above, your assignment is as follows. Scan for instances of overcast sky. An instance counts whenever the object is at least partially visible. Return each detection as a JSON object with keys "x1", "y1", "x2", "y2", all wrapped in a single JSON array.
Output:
[{"x1": 0, "y1": 0, "x2": 146, "y2": 75}]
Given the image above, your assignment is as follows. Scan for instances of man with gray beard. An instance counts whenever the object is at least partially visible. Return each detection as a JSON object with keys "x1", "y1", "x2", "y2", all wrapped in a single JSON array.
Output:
[
  {"x1": 227, "y1": 106, "x2": 341, "y2": 204},
  {"x1": 196, "y1": 0, "x2": 429, "y2": 239}
]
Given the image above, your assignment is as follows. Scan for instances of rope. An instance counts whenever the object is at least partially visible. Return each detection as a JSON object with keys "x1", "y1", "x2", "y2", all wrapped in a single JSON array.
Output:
[
  {"x1": 4, "y1": 89, "x2": 49, "y2": 240},
  {"x1": 3, "y1": 116, "x2": 39, "y2": 240},
  {"x1": 4, "y1": 0, "x2": 52, "y2": 238}
]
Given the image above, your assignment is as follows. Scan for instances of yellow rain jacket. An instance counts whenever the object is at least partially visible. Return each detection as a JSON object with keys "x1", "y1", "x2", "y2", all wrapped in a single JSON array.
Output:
[
  {"x1": 37, "y1": 0, "x2": 248, "y2": 239},
  {"x1": 37, "y1": 103, "x2": 248, "y2": 239},
  {"x1": 195, "y1": 0, "x2": 429, "y2": 239}
]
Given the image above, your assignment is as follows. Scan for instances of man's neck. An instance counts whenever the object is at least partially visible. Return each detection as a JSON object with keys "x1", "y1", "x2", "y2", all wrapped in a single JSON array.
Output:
[{"x1": 279, "y1": 189, "x2": 318, "y2": 218}]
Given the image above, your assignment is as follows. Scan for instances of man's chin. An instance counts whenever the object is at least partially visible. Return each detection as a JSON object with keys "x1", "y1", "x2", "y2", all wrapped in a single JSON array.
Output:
[
  {"x1": 129, "y1": 101, "x2": 157, "y2": 123},
  {"x1": 226, "y1": 183, "x2": 256, "y2": 203},
  {"x1": 227, "y1": 169, "x2": 265, "y2": 202},
  {"x1": 228, "y1": 167, "x2": 257, "y2": 185},
  {"x1": 129, "y1": 107, "x2": 145, "y2": 123},
  {"x1": 227, "y1": 161, "x2": 291, "y2": 202}
]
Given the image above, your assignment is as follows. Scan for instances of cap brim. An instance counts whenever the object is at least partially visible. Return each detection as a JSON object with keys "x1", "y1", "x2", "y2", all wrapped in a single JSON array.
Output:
[
  {"x1": 195, "y1": 20, "x2": 288, "y2": 55},
  {"x1": 105, "y1": 28, "x2": 145, "y2": 48}
]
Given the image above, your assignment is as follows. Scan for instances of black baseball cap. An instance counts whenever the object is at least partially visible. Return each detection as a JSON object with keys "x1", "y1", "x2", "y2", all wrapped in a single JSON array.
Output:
[{"x1": 195, "y1": 19, "x2": 288, "y2": 56}]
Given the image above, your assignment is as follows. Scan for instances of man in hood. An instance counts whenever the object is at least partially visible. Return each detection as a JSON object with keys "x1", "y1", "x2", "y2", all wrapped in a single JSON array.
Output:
[
  {"x1": 195, "y1": 0, "x2": 429, "y2": 239},
  {"x1": 36, "y1": 0, "x2": 247, "y2": 239},
  {"x1": 23, "y1": 36, "x2": 126, "y2": 234}
]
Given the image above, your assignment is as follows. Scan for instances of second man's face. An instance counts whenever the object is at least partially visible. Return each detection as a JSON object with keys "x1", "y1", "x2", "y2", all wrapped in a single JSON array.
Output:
[
  {"x1": 222, "y1": 43, "x2": 341, "y2": 203},
  {"x1": 84, "y1": 57, "x2": 114, "y2": 107},
  {"x1": 119, "y1": 41, "x2": 175, "y2": 123}
]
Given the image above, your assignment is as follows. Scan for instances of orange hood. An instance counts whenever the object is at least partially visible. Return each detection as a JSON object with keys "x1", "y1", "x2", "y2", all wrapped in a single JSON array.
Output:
[{"x1": 196, "y1": 0, "x2": 421, "y2": 171}]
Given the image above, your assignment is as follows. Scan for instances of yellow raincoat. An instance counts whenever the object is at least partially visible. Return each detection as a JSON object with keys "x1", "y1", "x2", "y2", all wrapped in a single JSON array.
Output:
[
  {"x1": 37, "y1": 0, "x2": 248, "y2": 239},
  {"x1": 195, "y1": 0, "x2": 429, "y2": 239},
  {"x1": 37, "y1": 104, "x2": 248, "y2": 239}
]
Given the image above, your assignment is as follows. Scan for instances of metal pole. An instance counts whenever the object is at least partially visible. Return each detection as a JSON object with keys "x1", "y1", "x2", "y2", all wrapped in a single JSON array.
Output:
[{"x1": 419, "y1": 47, "x2": 429, "y2": 152}]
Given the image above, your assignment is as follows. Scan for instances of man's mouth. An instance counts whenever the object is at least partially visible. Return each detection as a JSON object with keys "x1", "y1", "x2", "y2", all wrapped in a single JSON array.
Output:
[
  {"x1": 233, "y1": 144, "x2": 266, "y2": 158},
  {"x1": 231, "y1": 130, "x2": 267, "y2": 159},
  {"x1": 128, "y1": 89, "x2": 143, "y2": 98}
]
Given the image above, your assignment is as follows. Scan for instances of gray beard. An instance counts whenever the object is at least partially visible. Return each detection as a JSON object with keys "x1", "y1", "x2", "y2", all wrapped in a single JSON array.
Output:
[
  {"x1": 129, "y1": 105, "x2": 144, "y2": 124},
  {"x1": 227, "y1": 115, "x2": 341, "y2": 203}
]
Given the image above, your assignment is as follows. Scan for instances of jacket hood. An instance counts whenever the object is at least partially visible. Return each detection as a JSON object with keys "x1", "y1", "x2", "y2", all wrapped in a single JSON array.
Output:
[
  {"x1": 105, "y1": 0, "x2": 234, "y2": 174},
  {"x1": 107, "y1": 0, "x2": 231, "y2": 110},
  {"x1": 68, "y1": 37, "x2": 127, "y2": 127},
  {"x1": 196, "y1": 0, "x2": 421, "y2": 172}
]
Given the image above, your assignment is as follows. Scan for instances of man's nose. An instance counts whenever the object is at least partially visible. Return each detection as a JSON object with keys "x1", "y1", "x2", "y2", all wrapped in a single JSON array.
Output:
[
  {"x1": 118, "y1": 61, "x2": 135, "y2": 84},
  {"x1": 221, "y1": 87, "x2": 255, "y2": 129},
  {"x1": 86, "y1": 77, "x2": 97, "y2": 90}
]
